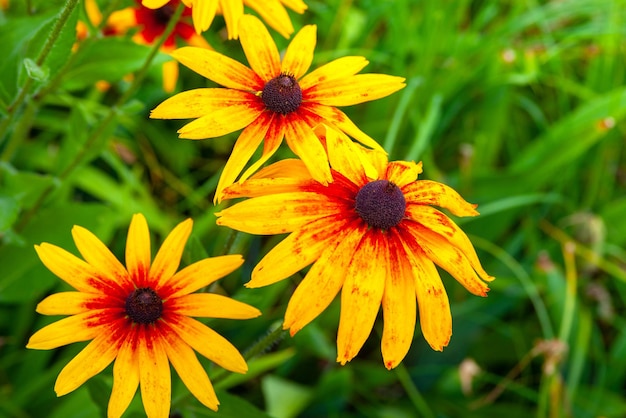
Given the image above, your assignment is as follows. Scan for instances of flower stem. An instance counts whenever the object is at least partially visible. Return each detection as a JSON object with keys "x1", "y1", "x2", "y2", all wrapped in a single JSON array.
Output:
[{"x1": 394, "y1": 363, "x2": 436, "y2": 418}]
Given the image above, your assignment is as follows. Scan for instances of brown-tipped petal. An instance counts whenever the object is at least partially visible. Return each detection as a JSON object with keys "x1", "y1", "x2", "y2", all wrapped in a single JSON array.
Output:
[
  {"x1": 403, "y1": 180, "x2": 480, "y2": 217},
  {"x1": 337, "y1": 232, "x2": 387, "y2": 365},
  {"x1": 239, "y1": 15, "x2": 281, "y2": 80}
]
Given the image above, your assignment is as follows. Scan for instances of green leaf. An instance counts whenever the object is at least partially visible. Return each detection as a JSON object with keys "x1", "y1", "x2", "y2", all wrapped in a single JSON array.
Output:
[
  {"x1": 180, "y1": 391, "x2": 272, "y2": 418},
  {"x1": 262, "y1": 374, "x2": 314, "y2": 418},
  {"x1": 0, "y1": 195, "x2": 20, "y2": 232},
  {"x1": 23, "y1": 57, "x2": 49, "y2": 82}
]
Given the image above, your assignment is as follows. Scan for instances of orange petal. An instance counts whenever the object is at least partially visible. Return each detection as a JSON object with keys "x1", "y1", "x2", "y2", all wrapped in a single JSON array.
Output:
[
  {"x1": 126, "y1": 214, "x2": 151, "y2": 288},
  {"x1": 151, "y1": 218, "x2": 193, "y2": 289},
  {"x1": 284, "y1": 113, "x2": 333, "y2": 185},
  {"x1": 239, "y1": 14, "x2": 281, "y2": 81},
  {"x1": 322, "y1": 125, "x2": 370, "y2": 185},
  {"x1": 171, "y1": 47, "x2": 264, "y2": 90},
  {"x1": 54, "y1": 330, "x2": 124, "y2": 396},
  {"x1": 72, "y1": 225, "x2": 132, "y2": 289},
  {"x1": 336, "y1": 231, "x2": 387, "y2": 365},
  {"x1": 406, "y1": 205, "x2": 493, "y2": 282},
  {"x1": 220, "y1": 163, "x2": 314, "y2": 200},
  {"x1": 386, "y1": 161, "x2": 423, "y2": 188},
  {"x1": 245, "y1": 0, "x2": 295, "y2": 38},
  {"x1": 176, "y1": 100, "x2": 265, "y2": 139},
  {"x1": 220, "y1": 0, "x2": 244, "y2": 39},
  {"x1": 403, "y1": 180, "x2": 480, "y2": 217},
  {"x1": 151, "y1": 89, "x2": 255, "y2": 119},
  {"x1": 238, "y1": 119, "x2": 285, "y2": 183},
  {"x1": 167, "y1": 315, "x2": 248, "y2": 373},
  {"x1": 214, "y1": 111, "x2": 273, "y2": 203},
  {"x1": 380, "y1": 234, "x2": 416, "y2": 369},
  {"x1": 161, "y1": 327, "x2": 219, "y2": 410},
  {"x1": 167, "y1": 293, "x2": 261, "y2": 319},
  {"x1": 36, "y1": 292, "x2": 106, "y2": 316},
  {"x1": 161, "y1": 254, "x2": 244, "y2": 298},
  {"x1": 305, "y1": 74, "x2": 406, "y2": 106},
  {"x1": 249, "y1": 215, "x2": 353, "y2": 288},
  {"x1": 109, "y1": 330, "x2": 140, "y2": 418},
  {"x1": 216, "y1": 192, "x2": 341, "y2": 235},
  {"x1": 281, "y1": 24, "x2": 316, "y2": 78},
  {"x1": 299, "y1": 56, "x2": 369, "y2": 91},
  {"x1": 403, "y1": 221, "x2": 491, "y2": 296},
  {"x1": 284, "y1": 222, "x2": 365, "y2": 334},
  {"x1": 138, "y1": 328, "x2": 171, "y2": 418}
]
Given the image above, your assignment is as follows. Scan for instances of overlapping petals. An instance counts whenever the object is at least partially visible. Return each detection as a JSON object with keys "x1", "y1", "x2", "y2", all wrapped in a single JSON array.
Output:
[
  {"x1": 216, "y1": 127, "x2": 493, "y2": 369},
  {"x1": 27, "y1": 214, "x2": 261, "y2": 418}
]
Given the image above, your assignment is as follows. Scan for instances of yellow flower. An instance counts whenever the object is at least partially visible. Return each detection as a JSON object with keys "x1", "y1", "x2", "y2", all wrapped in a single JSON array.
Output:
[
  {"x1": 151, "y1": 14, "x2": 406, "y2": 202},
  {"x1": 142, "y1": 0, "x2": 308, "y2": 38},
  {"x1": 27, "y1": 214, "x2": 260, "y2": 418},
  {"x1": 215, "y1": 127, "x2": 494, "y2": 369}
]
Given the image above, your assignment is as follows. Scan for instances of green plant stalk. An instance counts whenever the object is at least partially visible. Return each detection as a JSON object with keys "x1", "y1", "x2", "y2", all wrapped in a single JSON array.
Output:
[
  {"x1": 1, "y1": 101, "x2": 36, "y2": 162},
  {"x1": 0, "y1": 0, "x2": 80, "y2": 142},
  {"x1": 394, "y1": 363, "x2": 436, "y2": 418},
  {"x1": 558, "y1": 242, "x2": 577, "y2": 344},
  {"x1": 15, "y1": 2, "x2": 186, "y2": 232}
]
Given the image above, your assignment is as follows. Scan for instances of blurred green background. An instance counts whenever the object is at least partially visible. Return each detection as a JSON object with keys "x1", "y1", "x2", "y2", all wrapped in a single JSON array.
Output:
[{"x1": 1, "y1": 0, "x2": 626, "y2": 417}]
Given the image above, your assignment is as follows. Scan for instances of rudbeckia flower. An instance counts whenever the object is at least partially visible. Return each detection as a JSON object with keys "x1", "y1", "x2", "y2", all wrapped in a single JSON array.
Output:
[
  {"x1": 151, "y1": 14, "x2": 406, "y2": 202},
  {"x1": 215, "y1": 127, "x2": 494, "y2": 369},
  {"x1": 27, "y1": 214, "x2": 261, "y2": 417},
  {"x1": 143, "y1": 0, "x2": 307, "y2": 38}
]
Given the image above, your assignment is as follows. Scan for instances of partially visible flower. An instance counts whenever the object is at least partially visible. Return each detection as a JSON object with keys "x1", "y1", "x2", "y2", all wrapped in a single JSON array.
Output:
[
  {"x1": 27, "y1": 214, "x2": 260, "y2": 417},
  {"x1": 151, "y1": 14, "x2": 405, "y2": 202},
  {"x1": 143, "y1": 0, "x2": 308, "y2": 39},
  {"x1": 215, "y1": 126, "x2": 494, "y2": 369}
]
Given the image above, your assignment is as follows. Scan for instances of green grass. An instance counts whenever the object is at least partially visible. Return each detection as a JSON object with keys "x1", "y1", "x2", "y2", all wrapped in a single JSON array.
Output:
[{"x1": 1, "y1": 0, "x2": 626, "y2": 417}]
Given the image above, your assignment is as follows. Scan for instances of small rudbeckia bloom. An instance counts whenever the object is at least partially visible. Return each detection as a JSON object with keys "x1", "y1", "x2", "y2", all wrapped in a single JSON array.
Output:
[
  {"x1": 27, "y1": 214, "x2": 260, "y2": 418},
  {"x1": 215, "y1": 127, "x2": 494, "y2": 369},
  {"x1": 151, "y1": 14, "x2": 406, "y2": 202},
  {"x1": 143, "y1": 0, "x2": 307, "y2": 38}
]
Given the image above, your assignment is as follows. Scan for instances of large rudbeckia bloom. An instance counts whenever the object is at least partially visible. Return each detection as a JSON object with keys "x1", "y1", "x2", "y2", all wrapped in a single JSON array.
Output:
[
  {"x1": 143, "y1": 0, "x2": 307, "y2": 38},
  {"x1": 27, "y1": 214, "x2": 260, "y2": 417},
  {"x1": 215, "y1": 127, "x2": 494, "y2": 369},
  {"x1": 151, "y1": 14, "x2": 406, "y2": 202}
]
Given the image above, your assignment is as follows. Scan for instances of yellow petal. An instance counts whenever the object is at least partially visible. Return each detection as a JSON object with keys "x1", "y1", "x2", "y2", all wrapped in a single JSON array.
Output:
[
  {"x1": 245, "y1": 0, "x2": 295, "y2": 38},
  {"x1": 161, "y1": 328, "x2": 219, "y2": 411},
  {"x1": 322, "y1": 125, "x2": 369, "y2": 185},
  {"x1": 72, "y1": 225, "x2": 132, "y2": 289},
  {"x1": 151, "y1": 218, "x2": 193, "y2": 289},
  {"x1": 168, "y1": 293, "x2": 261, "y2": 319},
  {"x1": 108, "y1": 331, "x2": 140, "y2": 418},
  {"x1": 239, "y1": 14, "x2": 281, "y2": 80},
  {"x1": 27, "y1": 311, "x2": 117, "y2": 350},
  {"x1": 404, "y1": 221, "x2": 491, "y2": 296},
  {"x1": 191, "y1": 0, "x2": 218, "y2": 34},
  {"x1": 305, "y1": 74, "x2": 406, "y2": 106},
  {"x1": 281, "y1": 24, "x2": 316, "y2": 78},
  {"x1": 337, "y1": 231, "x2": 387, "y2": 365},
  {"x1": 403, "y1": 242, "x2": 452, "y2": 351},
  {"x1": 34, "y1": 243, "x2": 108, "y2": 293},
  {"x1": 303, "y1": 103, "x2": 385, "y2": 152},
  {"x1": 238, "y1": 115, "x2": 285, "y2": 183},
  {"x1": 386, "y1": 161, "x2": 423, "y2": 188},
  {"x1": 151, "y1": 89, "x2": 255, "y2": 119},
  {"x1": 299, "y1": 56, "x2": 369, "y2": 91},
  {"x1": 171, "y1": 46, "x2": 264, "y2": 90},
  {"x1": 126, "y1": 213, "x2": 151, "y2": 288},
  {"x1": 161, "y1": 254, "x2": 244, "y2": 298},
  {"x1": 54, "y1": 331, "x2": 124, "y2": 396},
  {"x1": 167, "y1": 315, "x2": 247, "y2": 373},
  {"x1": 249, "y1": 216, "x2": 353, "y2": 288},
  {"x1": 142, "y1": 0, "x2": 169, "y2": 8},
  {"x1": 138, "y1": 329, "x2": 171, "y2": 418},
  {"x1": 284, "y1": 113, "x2": 332, "y2": 185},
  {"x1": 406, "y1": 205, "x2": 493, "y2": 282},
  {"x1": 36, "y1": 292, "x2": 106, "y2": 316},
  {"x1": 279, "y1": 0, "x2": 307, "y2": 13},
  {"x1": 284, "y1": 223, "x2": 365, "y2": 334},
  {"x1": 177, "y1": 100, "x2": 265, "y2": 139},
  {"x1": 220, "y1": 0, "x2": 244, "y2": 39},
  {"x1": 161, "y1": 59, "x2": 178, "y2": 93},
  {"x1": 403, "y1": 180, "x2": 480, "y2": 217},
  {"x1": 380, "y1": 234, "x2": 416, "y2": 369},
  {"x1": 216, "y1": 192, "x2": 340, "y2": 234},
  {"x1": 214, "y1": 111, "x2": 273, "y2": 203}
]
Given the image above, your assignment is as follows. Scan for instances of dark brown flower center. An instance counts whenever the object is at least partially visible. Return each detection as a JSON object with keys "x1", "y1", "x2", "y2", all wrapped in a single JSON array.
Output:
[
  {"x1": 355, "y1": 180, "x2": 406, "y2": 230},
  {"x1": 154, "y1": 4, "x2": 176, "y2": 25},
  {"x1": 125, "y1": 287, "x2": 163, "y2": 324},
  {"x1": 261, "y1": 74, "x2": 302, "y2": 114}
]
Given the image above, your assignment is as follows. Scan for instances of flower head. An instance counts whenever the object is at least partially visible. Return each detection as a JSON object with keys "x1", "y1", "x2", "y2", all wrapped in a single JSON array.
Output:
[
  {"x1": 151, "y1": 14, "x2": 406, "y2": 202},
  {"x1": 27, "y1": 214, "x2": 260, "y2": 418},
  {"x1": 215, "y1": 127, "x2": 494, "y2": 369},
  {"x1": 143, "y1": 0, "x2": 308, "y2": 39}
]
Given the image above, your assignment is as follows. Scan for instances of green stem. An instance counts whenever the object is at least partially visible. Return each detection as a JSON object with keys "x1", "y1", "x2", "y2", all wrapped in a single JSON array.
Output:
[
  {"x1": 14, "y1": 2, "x2": 186, "y2": 232},
  {"x1": 394, "y1": 363, "x2": 436, "y2": 418},
  {"x1": 0, "y1": 0, "x2": 80, "y2": 142}
]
